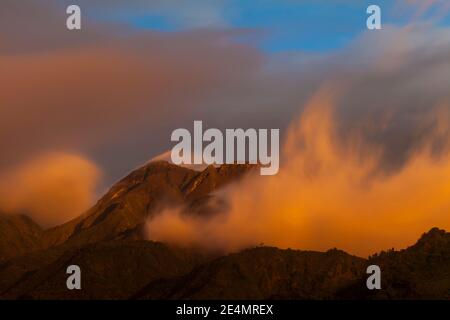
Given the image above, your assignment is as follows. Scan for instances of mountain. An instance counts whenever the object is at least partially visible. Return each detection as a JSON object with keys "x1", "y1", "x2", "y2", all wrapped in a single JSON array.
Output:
[
  {"x1": 0, "y1": 161, "x2": 256, "y2": 299},
  {"x1": 39, "y1": 161, "x2": 256, "y2": 250},
  {"x1": 0, "y1": 161, "x2": 449, "y2": 300},
  {"x1": 0, "y1": 213, "x2": 42, "y2": 262}
]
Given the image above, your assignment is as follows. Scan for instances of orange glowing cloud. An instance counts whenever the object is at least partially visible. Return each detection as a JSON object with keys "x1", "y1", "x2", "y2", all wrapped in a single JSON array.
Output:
[
  {"x1": 0, "y1": 153, "x2": 101, "y2": 227},
  {"x1": 146, "y1": 86, "x2": 450, "y2": 257}
]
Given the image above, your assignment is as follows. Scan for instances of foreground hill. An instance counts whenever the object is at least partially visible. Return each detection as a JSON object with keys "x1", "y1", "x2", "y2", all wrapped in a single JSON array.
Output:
[
  {"x1": 133, "y1": 228, "x2": 450, "y2": 300},
  {"x1": 1, "y1": 228, "x2": 448, "y2": 299},
  {"x1": 133, "y1": 247, "x2": 366, "y2": 299},
  {"x1": 0, "y1": 241, "x2": 210, "y2": 299}
]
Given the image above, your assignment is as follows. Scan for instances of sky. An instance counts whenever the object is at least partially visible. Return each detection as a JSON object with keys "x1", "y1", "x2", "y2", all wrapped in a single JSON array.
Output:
[
  {"x1": 1, "y1": 0, "x2": 450, "y2": 230},
  {"x1": 88, "y1": 0, "x2": 450, "y2": 52}
]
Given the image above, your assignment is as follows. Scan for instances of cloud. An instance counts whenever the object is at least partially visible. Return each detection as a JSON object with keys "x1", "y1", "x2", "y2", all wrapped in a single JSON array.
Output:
[
  {"x1": 150, "y1": 149, "x2": 212, "y2": 171},
  {"x1": 5, "y1": 1, "x2": 449, "y2": 189},
  {"x1": 0, "y1": 0, "x2": 262, "y2": 185},
  {"x1": 0, "y1": 153, "x2": 101, "y2": 227},
  {"x1": 146, "y1": 25, "x2": 450, "y2": 257},
  {"x1": 146, "y1": 86, "x2": 450, "y2": 257},
  {"x1": 2, "y1": 1, "x2": 450, "y2": 231}
]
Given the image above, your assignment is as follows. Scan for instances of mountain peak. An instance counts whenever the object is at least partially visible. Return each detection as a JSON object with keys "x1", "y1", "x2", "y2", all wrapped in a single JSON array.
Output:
[{"x1": 37, "y1": 161, "x2": 255, "y2": 251}]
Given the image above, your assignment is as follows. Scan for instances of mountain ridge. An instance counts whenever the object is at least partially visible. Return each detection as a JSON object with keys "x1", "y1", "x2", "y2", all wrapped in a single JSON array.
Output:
[{"x1": 1, "y1": 228, "x2": 448, "y2": 299}]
